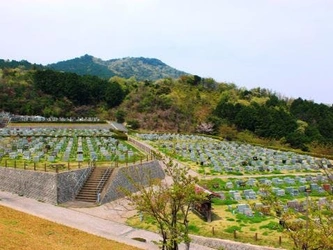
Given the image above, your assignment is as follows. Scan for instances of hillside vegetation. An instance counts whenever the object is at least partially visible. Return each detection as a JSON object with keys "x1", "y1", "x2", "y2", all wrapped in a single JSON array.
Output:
[{"x1": 0, "y1": 59, "x2": 332, "y2": 157}]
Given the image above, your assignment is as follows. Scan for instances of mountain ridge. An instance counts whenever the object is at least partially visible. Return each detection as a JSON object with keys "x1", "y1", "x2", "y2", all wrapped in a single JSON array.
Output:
[{"x1": 47, "y1": 54, "x2": 188, "y2": 80}]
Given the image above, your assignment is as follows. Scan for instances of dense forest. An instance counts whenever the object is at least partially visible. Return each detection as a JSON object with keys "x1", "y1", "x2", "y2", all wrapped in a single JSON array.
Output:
[{"x1": 0, "y1": 60, "x2": 332, "y2": 156}]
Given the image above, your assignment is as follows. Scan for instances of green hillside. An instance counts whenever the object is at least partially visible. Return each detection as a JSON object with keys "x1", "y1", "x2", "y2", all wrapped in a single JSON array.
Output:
[
  {"x1": 0, "y1": 61, "x2": 332, "y2": 157},
  {"x1": 47, "y1": 54, "x2": 187, "y2": 80}
]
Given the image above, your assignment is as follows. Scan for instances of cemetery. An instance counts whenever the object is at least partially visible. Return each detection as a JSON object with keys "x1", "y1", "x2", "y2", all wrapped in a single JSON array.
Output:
[
  {"x1": 128, "y1": 133, "x2": 333, "y2": 248},
  {"x1": 9, "y1": 114, "x2": 103, "y2": 123},
  {"x1": 1, "y1": 127, "x2": 332, "y2": 248},
  {"x1": 0, "y1": 128, "x2": 145, "y2": 171},
  {"x1": 135, "y1": 133, "x2": 330, "y2": 175}
]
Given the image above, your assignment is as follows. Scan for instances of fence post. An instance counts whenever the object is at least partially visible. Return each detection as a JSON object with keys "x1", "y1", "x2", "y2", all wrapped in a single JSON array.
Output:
[
  {"x1": 44, "y1": 163, "x2": 47, "y2": 172},
  {"x1": 255, "y1": 233, "x2": 258, "y2": 241},
  {"x1": 68, "y1": 162, "x2": 70, "y2": 171},
  {"x1": 14, "y1": 160, "x2": 16, "y2": 169},
  {"x1": 5, "y1": 159, "x2": 7, "y2": 167},
  {"x1": 34, "y1": 162, "x2": 36, "y2": 171},
  {"x1": 234, "y1": 230, "x2": 237, "y2": 239},
  {"x1": 24, "y1": 161, "x2": 26, "y2": 170},
  {"x1": 279, "y1": 236, "x2": 282, "y2": 246},
  {"x1": 212, "y1": 227, "x2": 215, "y2": 235}
]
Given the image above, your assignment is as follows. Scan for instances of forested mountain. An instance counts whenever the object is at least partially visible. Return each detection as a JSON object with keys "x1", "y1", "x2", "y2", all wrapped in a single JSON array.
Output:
[
  {"x1": 0, "y1": 64, "x2": 332, "y2": 156},
  {"x1": 47, "y1": 54, "x2": 187, "y2": 80},
  {"x1": 0, "y1": 59, "x2": 43, "y2": 70}
]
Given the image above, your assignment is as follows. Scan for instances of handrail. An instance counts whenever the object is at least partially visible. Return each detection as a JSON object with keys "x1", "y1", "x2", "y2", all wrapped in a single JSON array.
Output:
[
  {"x1": 73, "y1": 165, "x2": 93, "y2": 197},
  {"x1": 96, "y1": 167, "x2": 112, "y2": 203}
]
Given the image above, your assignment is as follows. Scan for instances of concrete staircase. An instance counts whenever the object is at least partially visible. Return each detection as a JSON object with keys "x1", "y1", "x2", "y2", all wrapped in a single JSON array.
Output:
[{"x1": 76, "y1": 167, "x2": 113, "y2": 203}]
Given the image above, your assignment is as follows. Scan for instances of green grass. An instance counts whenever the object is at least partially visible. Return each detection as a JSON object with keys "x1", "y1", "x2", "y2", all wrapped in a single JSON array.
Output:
[
  {"x1": 235, "y1": 212, "x2": 268, "y2": 224},
  {"x1": 212, "y1": 198, "x2": 238, "y2": 206}
]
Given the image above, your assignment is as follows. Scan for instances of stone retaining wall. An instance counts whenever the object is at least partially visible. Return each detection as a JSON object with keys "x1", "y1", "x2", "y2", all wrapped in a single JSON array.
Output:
[
  {"x1": 0, "y1": 167, "x2": 58, "y2": 204},
  {"x1": 191, "y1": 235, "x2": 283, "y2": 250},
  {"x1": 0, "y1": 167, "x2": 92, "y2": 204},
  {"x1": 57, "y1": 167, "x2": 93, "y2": 203},
  {"x1": 101, "y1": 160, "x2": 165, "y2": 203}
]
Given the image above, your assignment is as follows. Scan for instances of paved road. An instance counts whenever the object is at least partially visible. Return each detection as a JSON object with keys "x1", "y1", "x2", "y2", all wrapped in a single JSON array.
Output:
[{"x1": 0, "y1": 191, "x2": 213, "y2": 250}]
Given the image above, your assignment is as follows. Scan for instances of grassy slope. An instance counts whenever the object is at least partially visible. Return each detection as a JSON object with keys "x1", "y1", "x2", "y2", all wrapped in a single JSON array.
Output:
[{"x1": 0, "y1": 205, "x2": 140, "y2": 250}]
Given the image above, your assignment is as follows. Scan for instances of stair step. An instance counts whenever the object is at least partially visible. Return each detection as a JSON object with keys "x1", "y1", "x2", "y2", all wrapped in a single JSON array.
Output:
[
  {"x1": 76, "y1": 195, "x2": 97, "y2": 199},
  {"x1": 75, "y1": 167, "x2": 113, "y2": 203},
  {"x1": 77, "y1": 192, "x2": 97, "y2": 195}
]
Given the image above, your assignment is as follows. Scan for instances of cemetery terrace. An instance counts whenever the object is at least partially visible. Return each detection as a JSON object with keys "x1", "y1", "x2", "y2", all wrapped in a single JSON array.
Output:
[
  {"x1": 135, "y1": 133, "x2": 330, "y2": 176},
  {"x1": 0, "y1": 128, "x2": 144, "y2": 171}
]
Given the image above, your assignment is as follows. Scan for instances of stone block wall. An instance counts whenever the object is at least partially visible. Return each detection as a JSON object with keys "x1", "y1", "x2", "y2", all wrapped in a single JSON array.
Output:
[
  {"x1": 57, "y1": 167, "x2": 92, "y2": 203},
  {"x1": 0, "y1": 167, "x2": 92, "y2": 204},
  {"x1": 191, "y1": 235, "x2": 281, "y2": 250},
  {"x1": 0, "y1": 167, "x2": 58, "y2": 204},
  {"x1": 0, "y1": 161, "x2": 163, "y2": 205},
  {"x1": 101, "y1": 160, "x2": 165, "y2": 203}
]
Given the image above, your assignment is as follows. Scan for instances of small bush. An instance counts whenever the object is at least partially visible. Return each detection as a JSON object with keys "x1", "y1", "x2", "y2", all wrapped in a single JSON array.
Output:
[
  {"x1": 224, "y1": 225, "x2": 242, "y2": 233},
  {"x1": 259, "y1": 221, "x2": 283, "y2": 232},
  {"x1": 188, "y1": 224, "x2": 200, "y2": 233}
]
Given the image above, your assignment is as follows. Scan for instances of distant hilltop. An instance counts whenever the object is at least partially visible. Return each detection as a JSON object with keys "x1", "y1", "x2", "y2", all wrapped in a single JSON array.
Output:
[{"x1": 47, "y1": 54, "x2": 188, "y2": 81}]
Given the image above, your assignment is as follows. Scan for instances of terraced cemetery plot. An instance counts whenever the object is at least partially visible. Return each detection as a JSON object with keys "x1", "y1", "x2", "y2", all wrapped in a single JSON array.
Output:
[
  {"x1": 135, "y1": 133, "x2": 330, "y2": 176},
  {"x1": 131, "y1": 133, "x2": 332, "y2": 248},
  {"x1": 200, "y1": 175, "x2": 330, "y2": 213},
  {"x1": 0, "y1": 128, "x2": 144, "y2": 171}
]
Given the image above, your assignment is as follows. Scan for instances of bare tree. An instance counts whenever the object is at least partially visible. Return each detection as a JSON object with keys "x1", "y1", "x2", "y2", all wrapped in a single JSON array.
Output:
[{"x1": 124, "y1": 161, "x2": 204, "y2": 250}]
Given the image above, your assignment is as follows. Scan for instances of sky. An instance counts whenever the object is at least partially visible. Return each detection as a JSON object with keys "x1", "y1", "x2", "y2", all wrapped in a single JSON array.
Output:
[{"x1": 1, "y1": 0, "x2": 332, "y2": 105}]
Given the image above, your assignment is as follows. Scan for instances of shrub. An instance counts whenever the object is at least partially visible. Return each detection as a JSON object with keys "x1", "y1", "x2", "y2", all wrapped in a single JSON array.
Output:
[
  {"x1": 188, "y1": 224, "x2": 200, "y2": 233},
  {"x1": 259, "y1": 221, "x2": 283, "y2": 232},
  {"x1": 224, "y1": 225, "x2": 242, "y2": 233}
]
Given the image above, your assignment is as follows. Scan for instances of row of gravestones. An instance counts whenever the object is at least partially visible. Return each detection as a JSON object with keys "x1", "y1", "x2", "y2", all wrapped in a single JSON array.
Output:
[
  {"x1": 137, "y1": 133, "x2": 329, "y2": 173},
  {"x1": 0, "y1": 128, "x2": 113, "y2": 137},
  {"x1": 218, "y1": 175, "x2": 330, "y2": 204},
  {"x1": 236, "y1": 196, "x2": 329, "y2": 217},
  {"x1": 10, "y1": 115, "x2": 100, "y2": 122},
  {"x1": 0, "y1": 133, "x2": 135, "y2": 163}
]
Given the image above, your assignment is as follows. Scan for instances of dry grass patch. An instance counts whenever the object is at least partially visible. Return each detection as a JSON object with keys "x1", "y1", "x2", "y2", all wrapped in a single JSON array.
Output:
[{"x1": 0, "y1": 205, "x2": 140, "y2": 250}]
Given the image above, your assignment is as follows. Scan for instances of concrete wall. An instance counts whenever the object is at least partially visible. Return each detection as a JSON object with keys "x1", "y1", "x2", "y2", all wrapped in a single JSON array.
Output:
[
  {"x1": 101, "y1": 160, "x2": 165, "y2": 203},
  {"x1": 0, "y1": 167, "x2": 92, "y2": 204}
]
